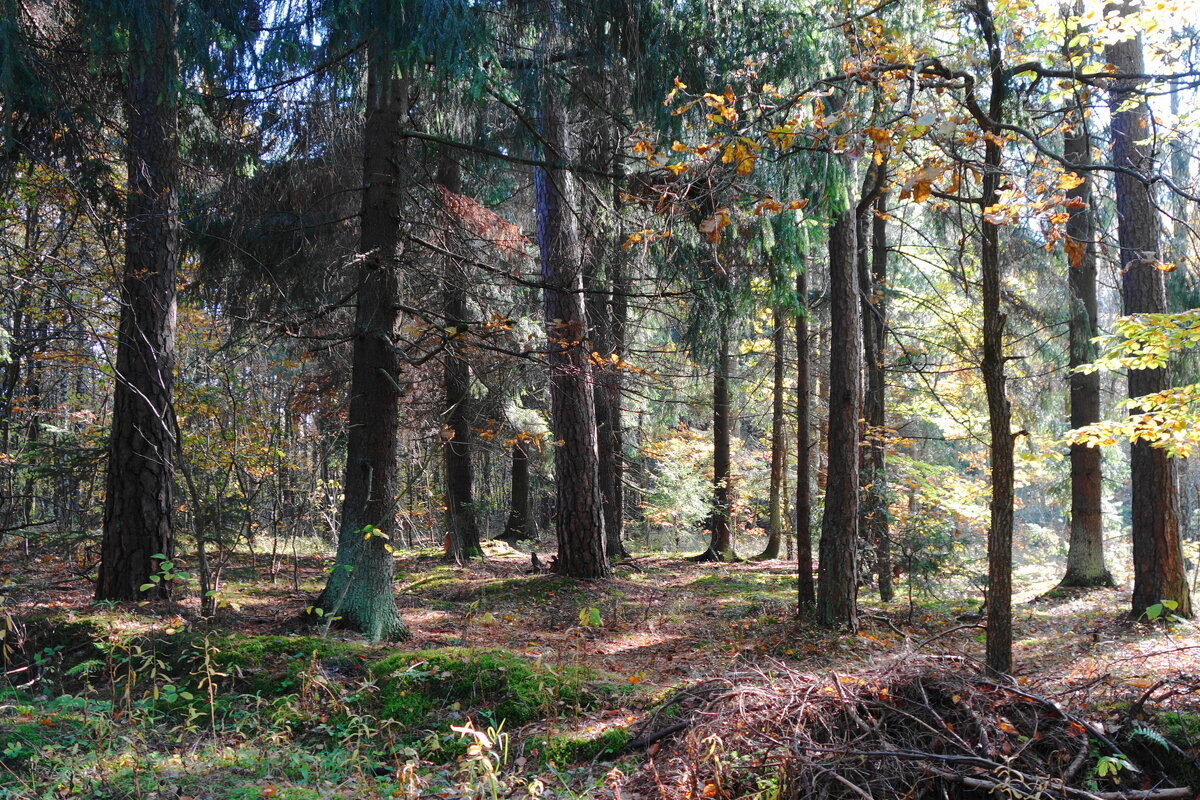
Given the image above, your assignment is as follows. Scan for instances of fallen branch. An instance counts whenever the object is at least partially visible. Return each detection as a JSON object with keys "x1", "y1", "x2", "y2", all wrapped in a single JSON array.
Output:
[{"x1": 624, "y1": 722, "x2": 688, "y2": 751}]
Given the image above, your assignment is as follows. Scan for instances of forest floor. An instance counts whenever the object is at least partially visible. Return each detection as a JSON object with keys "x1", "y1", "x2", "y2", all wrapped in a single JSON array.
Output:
[{"x1": 3, "y1": 538, "x2": 1200, "y2": 799}]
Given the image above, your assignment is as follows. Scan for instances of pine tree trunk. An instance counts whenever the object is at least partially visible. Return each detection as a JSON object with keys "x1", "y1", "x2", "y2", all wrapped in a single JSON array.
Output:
[
  {"x1": 1060, "y1": 80, "x2": 1112, "y2": 589},
  {"x1": 758, "y1": 307, "x2": 786, "y2": 559},
  {"x1": 438, "y1": 157, "x2": 482, "y2": 562},
  {"x1": 97, "y1": 0, "x2": 178, "y2": 601},
  {"x1": 1107, "y1": 18, "x2": 1192, "y2": 619},
  {"x1": 817, "y1": 207, "x2": 860, "y2": 629},
  {"x1": 796, "y1": 267, "x2": 815, "y2": 610},
  {"x1": 313, "y1": 48, "x2": 410, "y2": 641},
  {"x1": 536, "y1": 71, "x2": 608, "y2": 579}
]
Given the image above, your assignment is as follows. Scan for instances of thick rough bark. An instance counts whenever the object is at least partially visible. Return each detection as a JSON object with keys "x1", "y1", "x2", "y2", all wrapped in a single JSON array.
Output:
[
  {"x1": 796, "y1": 268, "x2": 815, "y2": 611},
  {"x1": 817, "y1": 207, "x2": 861, "y2": 630},
  {"x1": 976, "y1": 0, "x2": 1014, "y2": 673},
  {"x1": 314, "y1": 51, "x2": 409, "y2": 641},
  {"x1": 1107, "y1": 18, "x2": 1192, "y2": 619},
  {"x1": 500, "y1": 437, "x2": 532, "y2": 541},
  {"x1": 438, "y1": 157, "x2": 482, "y2": 562},
  {"x1": 537, "y1": 74, "x2": 608, "y2": 579},
  {"x1": 1060, "y1": 93, "x2": 1113, "y2": 589},
  {"x1": 97, "y1": 0, "x2": 178, "y2": 601},
  {"x1": 757, "y1": 308, "x2": 787, "y2": 560}
]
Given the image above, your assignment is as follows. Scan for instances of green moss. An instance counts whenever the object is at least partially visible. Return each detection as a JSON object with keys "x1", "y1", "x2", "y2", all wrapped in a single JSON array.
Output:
[
  {"x1": 1157, "y1": 710, "x2": 1200, "y2": 745},
  {"x1": 371, "y1": 648, "x2": 593, "y2": 728},
  {"x1": 209, "y1": 634, "x2": 372, "y2": 695},
  {"x1": 540, "y1": 727, "x2": 631, "y2": 764}
]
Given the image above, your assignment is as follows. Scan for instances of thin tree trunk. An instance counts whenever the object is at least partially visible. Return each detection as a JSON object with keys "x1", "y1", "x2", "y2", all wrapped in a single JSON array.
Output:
[
  {"x1": 313, "y1": 48, "x2": 410, "y2": 641},
  {"x1": 700, "y1": 320, "x2": 736, "y2": 561},
  {"x1": 868, "y1": 192, "x2": 893, "y2": 601},
  {"x1": 1060, "y1": 65, "x2": 1112, "y2": 589},
  {"x1": 975, "y1": 0, "x2": 1015, "y2": 673},
  {"x1": 796, "y1": 266, "x2": 815, "y2": 610},
  {"x1": 97, "y1": 0, "x2": 178, "y2": 601},
  {"x1": 536, "y1": 64, "x2": 608, "y2": 579},
  {"x1": 437, "y1": 156, "x2": 482, "y2": 563},
  {"x1": 817, "y1": 206, "x2": 860, "y2": 630},
  {"x1": 1107, "y1": 15, "x2": 1191, "y2": 619},
  {"x1": 758, "y1": 307, "x2": 786, "y2": 560},
  {"x1": 501, "y1": 437, "x2": 532, "y2": 541}
]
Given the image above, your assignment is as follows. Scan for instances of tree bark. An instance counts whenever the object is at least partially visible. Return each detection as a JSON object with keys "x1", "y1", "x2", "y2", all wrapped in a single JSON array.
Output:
[
  {"x1": 975, "y1": 0, "x2": 1015, "y2": 673},
  {"x1": 1106, "y1": 14, "x2": 1192, "y2": 619},
  {"x1": 313, "y1": 43, "x2": 410, "y2": 641},
  {"x1": 796, "y1": 266, "x2": 815, "y2": 610},
  {"x1": 1060, "y1": 77, "x2": 1113, "y2": 589},
  {"x1": 699, "y1": 319, "x2": 736, "y2": 561},
  {"x1": 866, "y1": 191, "x2": 893, "y2": 602},
  {"x1": 437, "y1": 156, "x2": 482, "y2": 563},
  {"x1": 757, "y1": 307, "x2": 787, "y2": 560},
  {"x1": 97, "y1": 0, "x2": 178, "y2": 601},
  {"x1": 817, "y1": 206, "x2": 861, "y2": 630},
  {"x1": 501, "y1": 437, "x2": 532, "y2": 541},
  {"x1": 536, "y1": 68, "x2": 608, "y2": 579}
]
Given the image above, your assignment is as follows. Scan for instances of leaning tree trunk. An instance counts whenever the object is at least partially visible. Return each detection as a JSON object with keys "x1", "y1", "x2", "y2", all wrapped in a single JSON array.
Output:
[
  {"x1": 1107, "y1": 15, "x2": 1192, "y2": 619},
  {"x1": 975, "y1": 0, "x2": 1015, "y2": 673},
  {"x1": 437, "y1": 156, "x2": 482, "y2": 563},
  {"x1": 817, "y1": 205, "x2": 861, "y2": 630},
  {"x1": 758, "y1": 307, "x2": 787, "y2": 560},
  {"x1": 1060, "y1": 75, "x2": 1113, "y2": 589},
  {"x1": 796, "y1": 266, "x2": 815, "y2": 611},
  {"x1": 536, "y1": 68, "x2": 608, "y2": 579},
  {"x1": 313, "y1": 48, "x2": 410, "y2": 641},
  {"x1": 97, "y1": 0, "x2": 178, "y2": 601}
]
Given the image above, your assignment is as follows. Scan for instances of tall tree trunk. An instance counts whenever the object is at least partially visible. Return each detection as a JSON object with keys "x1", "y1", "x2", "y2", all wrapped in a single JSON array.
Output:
[
  {"x1": 857, "y1": 168, "x2": 891, "y2": 601},
  {"x1": 536, "y1": 69, "x2": 608, "y2": 579},
  {"x1": 975, "y1": 0, "x2": 1015, "y2": 673},
  {"x1": 1107, "y1": 14, "x2": 1192, "y2": 619},
  {"x1": 758, "y1": 307, "x2": 786, "y2": 559},
  {"x1": 97, "y1": 0, "x2": 178, "y2": 601},
  {"x1": 866, "y1": 192, "x2": 893, "y2": 601},
  {"x1": 605, "y1": 262, "x2": 629, "y2": 558},
  {"x1": 313, "y1": 47, "x2": 410, "y2": 641},
  {"x1": 501, "y1": 437, "x2": 532, "y2": 541},
  {"x1": 701, "y1": 319, "x2": 736, "y2": 561},
  {"x1": 796, "y1": 266, "x2": 815, "y2": 610},
  {"x1": 1060, "y1": 77, "x2": 1113, "y2": 588},
  {"x1": 586, "y1": 264, "x2": 628, "y2": 560},
  {"x1": 437, "y1": 156, "x2": 482, "y2": 563},
  {"x1": 581, "y1": 84, "x2": 629, "y2": 562},
  {"x1": 817, "y1": 205, "x2": 861, "y2": 629}
]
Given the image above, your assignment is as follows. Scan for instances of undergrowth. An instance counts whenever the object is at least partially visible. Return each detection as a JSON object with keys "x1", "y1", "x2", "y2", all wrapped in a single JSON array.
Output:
[{"x1": 0, "y1": 623, "x2": 632, "y2": 800}]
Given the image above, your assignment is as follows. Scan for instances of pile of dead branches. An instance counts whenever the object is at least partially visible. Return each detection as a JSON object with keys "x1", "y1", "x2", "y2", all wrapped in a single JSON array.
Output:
[{"x1": 627, "y1": 656, "x2": 1193, "y2": 800}]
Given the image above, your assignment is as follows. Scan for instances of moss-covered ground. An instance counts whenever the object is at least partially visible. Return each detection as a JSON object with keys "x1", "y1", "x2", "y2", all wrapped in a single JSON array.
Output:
[{"x1": 3, "y1": 539, "x2": 1200, "y2": 798}]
